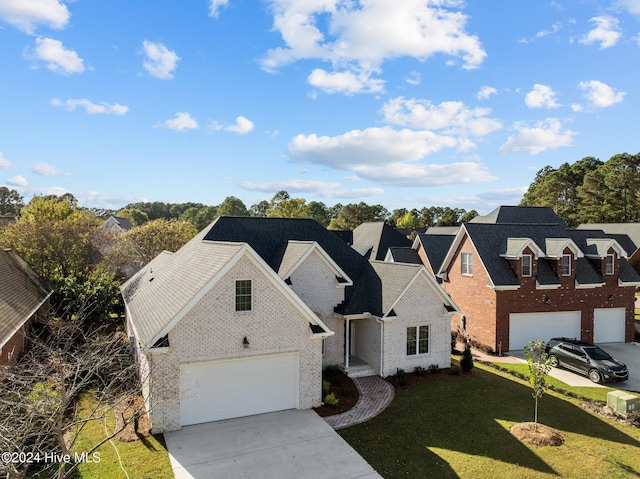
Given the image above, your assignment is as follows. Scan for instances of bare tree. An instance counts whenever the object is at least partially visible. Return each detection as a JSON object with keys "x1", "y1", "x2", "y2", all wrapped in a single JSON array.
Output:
[{"x1": 0, "y1": 319, "x2": 141, "y2": 479}]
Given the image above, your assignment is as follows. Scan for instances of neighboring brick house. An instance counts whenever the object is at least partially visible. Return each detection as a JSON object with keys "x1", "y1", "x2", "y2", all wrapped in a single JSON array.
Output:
[
  {"x1": 0, "y1": 249, "x2": 52, "y2": 365},
  {"x1": 414, "y1": 206, "x2": 640, "y2": 353},
  {"x1": 122, "y1": 217, "x2": 458, "y2": 433}
]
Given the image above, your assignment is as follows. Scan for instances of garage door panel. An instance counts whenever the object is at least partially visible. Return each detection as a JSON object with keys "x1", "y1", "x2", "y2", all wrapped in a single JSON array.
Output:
[
  {"x1": 509, "y1": 311, "x2": 581, "y2": 351},
  {"x1": 594, "y1": 308, "x2": 625, "y2": 343},
  {"x1": 180, "y1": 353, "x2": 299, "y2": 426}
]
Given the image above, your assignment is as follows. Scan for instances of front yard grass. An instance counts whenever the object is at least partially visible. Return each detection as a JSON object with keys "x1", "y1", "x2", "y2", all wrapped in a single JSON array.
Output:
[
  {"x1": 340, "y1": 362, "x2": 640, "y2": 479},
  {"x1": 72, "y1": 394, "x2": 173, "y2": 479}
]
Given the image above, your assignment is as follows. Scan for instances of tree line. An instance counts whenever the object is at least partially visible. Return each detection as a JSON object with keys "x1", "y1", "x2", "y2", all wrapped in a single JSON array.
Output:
[{"x1": 520, "y1": 152, "x2": 640, "y2": 227}]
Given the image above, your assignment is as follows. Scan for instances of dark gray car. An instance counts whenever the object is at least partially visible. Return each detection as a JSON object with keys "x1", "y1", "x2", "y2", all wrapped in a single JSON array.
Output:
[{"x1": 544, "y1": 338, "x2": 629, "y2": 384}]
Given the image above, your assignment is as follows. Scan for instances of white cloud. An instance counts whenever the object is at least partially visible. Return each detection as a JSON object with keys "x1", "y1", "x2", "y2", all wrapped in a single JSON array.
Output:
[
  {"x1": 240, "y1": 179, "x2": 384, "y2": 199},
  {"x1": 208, "y1": 0, "x2": 229, "y2": 18},
  {"x1": 26, "y1": 37, "x2": 84, "y2": 75},
  {"x1": 159, "y1": 112, "x2": 198, "y2": 131},
  {"x1": 614, "y1": 0, "x2": 640, "y2": 16},
  {"x1": 308, "y1": 68, "x2": 385, "y2": 95},
  {"x1": 7, "y1": 175, "x2": 27, "y2": 187},
  {"x1": 477, "y1": 85, "x2": 497, "y2": 100},
  {"x1": 578, "y1": 80, "x2": 626, "y2": 108},
  {"x1": 0, "y1": 0, "x2": 69, "y2": 34},
  {"x1": 499, "y1": 118, "x2": 576, "y2": 155},
  {"x1": 477, "y1": 187, "x2": 528, "y2": 202},
  {"x1": 142, "y1": 40, "x2": 180, "y2": 79},
  {"x1": 0, "y1": 152, "x2": 12, "y2": 169},
  {"x1": 287, "y1": 127, "x2": 495, "y2": 186},
  {"x1": 580, "y1": 16, "x2": 621, "y2": 49},
  {"x1": 225, "y1": 116, "x2": 254, "y2": 134},
  {"x1": 261, "y1": 0, "x2": 485, "y2": 94},
  {"x1": 525, "y1": 84, "x2": 560, "y2": 108},
  {"x1": 75, "y1": 190, "x2": 145, "y2": 209},
  {"x1": 405, "y1": 72, "x2": 421, "y2": 86},
  {"x1": 31, "y1": 161, "x2": 69, "y2": 176},
  {"x1": 50, "y1": 98, "x2": 129, "y2": 115},
  {"x1": 381, "y1": 97, "x2": 502, "y2": 137}
]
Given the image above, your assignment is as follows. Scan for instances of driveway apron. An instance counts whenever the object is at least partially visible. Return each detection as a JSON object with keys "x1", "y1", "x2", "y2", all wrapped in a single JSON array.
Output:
[{"x1": 164, "y1": 409, "x2": 382, "y2": 479}]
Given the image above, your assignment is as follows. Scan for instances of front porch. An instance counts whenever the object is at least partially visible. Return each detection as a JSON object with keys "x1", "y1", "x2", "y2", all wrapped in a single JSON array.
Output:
[{"x1": 339, "y1": 356, "x2": 377, "y2": 378}]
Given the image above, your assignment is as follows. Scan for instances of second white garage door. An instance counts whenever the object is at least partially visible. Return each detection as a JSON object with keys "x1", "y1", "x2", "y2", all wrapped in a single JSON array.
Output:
[
  {"x1": 509, "y1": 311, "x2": 581, "y2": 350},
  {"x1": 180, "y1": 353, "x2": 299, "y2": 426},
  {"x1": 594, "y1": 308, "x2": 626, "y2": 343}
]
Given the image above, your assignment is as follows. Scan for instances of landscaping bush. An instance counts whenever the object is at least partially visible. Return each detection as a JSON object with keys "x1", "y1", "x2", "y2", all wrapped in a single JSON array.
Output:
[
  {"x1": 322, "y1": 380, "x2": 331, "y2": 396},
  {"x1": 396, "y1": 368, "x2": 407, "y2": 387},
  {"x1": 414, "y1": 366, "x2": 425, "y2": 376},
  {"x1": 461, "y1": 342, "x2": 474, "y2": 372},
  {"x1": 324, "y1": 392, "x2": 339, "y2": 407},
  {"x1": 428, "y1": 364, "x2": 440, "y2": 374}
]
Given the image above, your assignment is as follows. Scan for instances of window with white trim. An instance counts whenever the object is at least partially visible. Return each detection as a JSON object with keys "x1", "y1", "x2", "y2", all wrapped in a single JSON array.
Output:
[
  {"x1": 461, "y1": 252, "x2": 473, "y2": 275},
  {"x1": 522, "y1": 254, "x2": 532, "y2": 277},
  {"x1": 561, "y1": 254, "x2": 571, "y2": 276},
  {"x1": 605, "y1": 254, "x2": 615, "y2": 275},
  {"x1": 407, "y1": 325, "x2": 429, "y2": 356},
  {"x1": 235, "y1": 279, "x2": 252, "y2": 312}
]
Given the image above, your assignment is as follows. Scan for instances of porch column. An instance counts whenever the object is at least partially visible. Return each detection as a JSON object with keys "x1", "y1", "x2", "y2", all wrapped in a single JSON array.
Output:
[{"x1": 345, "y1": 318, "x2": 350, "y2": 368}]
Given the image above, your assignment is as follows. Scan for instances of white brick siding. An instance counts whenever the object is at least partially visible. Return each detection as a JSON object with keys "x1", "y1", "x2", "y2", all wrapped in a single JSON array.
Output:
[
  {"x1": 354, "y1": 319, "x2": 381, "y2": 372},
  {"x1": 140, "y1": 254, "x2": 323, "y2": 433},
  {"x1": 287, "y1": 249, "x2": 346, "y2": 367},
  {"x1": 381, "y1": 274, "x2": 452, "y2": 377}
]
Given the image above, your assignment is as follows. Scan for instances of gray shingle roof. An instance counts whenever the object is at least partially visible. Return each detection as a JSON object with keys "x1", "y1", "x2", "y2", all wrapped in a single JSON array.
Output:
[
  {"x1": 0, "y1": 249, "x2": 52, "y2": 347},
  {"x1": 121, "y1": 230, "x2": 246, "y2": 348},
  {"x1": 202, "y1": 217, "x2": 382, "y2": 316},
  {"x1": 577, "y1": 223, "x2": 640, "y2": 253},
  {"x1": 352, "y1": 222, "x2": 412, "y2": 261},
  {"x1": 386, "y1": 247, "x2": 422, "y2": 264},
  {"x1": 470, "y1": 206, "x2": 567, "y2": 227},
  {"x1": 415, "y1": 234, "x2": 456, "y2": 273},
  {"x1": 460, "y1": 221, "x2": 640, "y2": 287}
]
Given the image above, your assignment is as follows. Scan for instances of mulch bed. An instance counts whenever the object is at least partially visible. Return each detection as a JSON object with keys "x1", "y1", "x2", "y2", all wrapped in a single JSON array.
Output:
[
  {"x1": 510, "y1": 422, "x2": 564, "y2": 446},
  {"x1": 314, "y1": 369, "x2": 359, "y2": 417},
  {"x1": 115, "y1": 395, "x2": 150, "y2": 442}
]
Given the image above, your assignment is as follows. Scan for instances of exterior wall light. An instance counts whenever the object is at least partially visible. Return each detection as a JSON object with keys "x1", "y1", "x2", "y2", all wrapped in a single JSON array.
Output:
[{"x1": 243, "y1": 336, "x2": 250, "y2": 348}]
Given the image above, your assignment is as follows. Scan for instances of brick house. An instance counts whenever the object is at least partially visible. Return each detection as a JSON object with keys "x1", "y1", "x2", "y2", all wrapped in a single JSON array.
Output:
[
  {"x1": 414, "y1": 206, "x2": 640, "y2": 353},
  {"x1": 0, "y1": 249, "x2": 52, "y2": 365},
  {"x1": 122, "y1": 217, "x2": 458, "y2": 433}
]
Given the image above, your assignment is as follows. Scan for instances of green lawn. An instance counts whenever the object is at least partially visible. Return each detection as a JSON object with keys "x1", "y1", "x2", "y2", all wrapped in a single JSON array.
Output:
[
  {"x1": 72, "y1": 394, "x2": 173, "y2": 479},
  {"x1": 484, "y1": 361, "x2": 633, "y2": 402},
  {"x1": 340, "y1": 363, "x2": 640, "y2": 479}
]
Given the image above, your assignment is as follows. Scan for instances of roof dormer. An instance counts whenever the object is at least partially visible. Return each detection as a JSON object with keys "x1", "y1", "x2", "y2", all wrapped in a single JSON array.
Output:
[
  {"x1": 502, "y1": 237, "x2": 545, "y2": 259},
  {"x1": 544, "y1": 238, "x2": 583, "y2": 259}
]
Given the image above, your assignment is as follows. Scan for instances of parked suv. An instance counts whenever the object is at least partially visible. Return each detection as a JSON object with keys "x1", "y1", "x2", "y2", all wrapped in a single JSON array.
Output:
[{"x1": 544, "y1": 338, "x2": 628, "y2": 384}]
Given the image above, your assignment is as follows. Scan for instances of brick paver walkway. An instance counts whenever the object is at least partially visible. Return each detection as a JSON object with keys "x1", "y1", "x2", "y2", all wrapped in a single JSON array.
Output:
[{"x1": 323, "y1": 376, "x2": 394, "y2": 430}]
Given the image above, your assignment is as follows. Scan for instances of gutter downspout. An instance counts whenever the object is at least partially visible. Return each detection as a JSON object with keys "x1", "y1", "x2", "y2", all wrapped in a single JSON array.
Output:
[
  {"x1": 345, "y1": 318, "x2": 350, "y2": 369},
  {"x1": 375, "y1": 317, "x2": 384, "y2": 377}
]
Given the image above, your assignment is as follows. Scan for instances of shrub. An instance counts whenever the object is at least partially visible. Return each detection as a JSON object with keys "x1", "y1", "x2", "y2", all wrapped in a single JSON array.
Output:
[
  {"x1": 428, "y1": 364, "x2": 440, "y2": 374},
  {"x1": 451, "y1": 331, "x2": 459, "y2": 353},
  {"x1": 322, "y1": 380, "x2": 331, "y2": 396},
  {"x1": 396, "y1": 368, "x2": 407, "y2": 387},
  {"x1": 324, "y1": 364, "x2": 341, "y2": 373},
  {"x1": 449, "y1": 365, "x2": 461, "y2": 375},
  {"x1": 414, "y1": 366, "x2": 425, "y2": 376},
  {"x1": 324, "y1": 392, "x2": 339, "y2": 407},
  {"x1": 461, "y1": 342, "x2": 474, "y2": 372}
]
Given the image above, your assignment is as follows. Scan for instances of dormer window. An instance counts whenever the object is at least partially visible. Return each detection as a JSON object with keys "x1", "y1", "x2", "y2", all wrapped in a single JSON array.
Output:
[
  {"x1": 522, "y1": 255, "x2": 532, "y2": 277},
  {"x1": 605, "y1": 254, "x2": 615, "y2": 275},
  {"x1": 561, "y1": 254, "x2": 571, "y2": 276}
]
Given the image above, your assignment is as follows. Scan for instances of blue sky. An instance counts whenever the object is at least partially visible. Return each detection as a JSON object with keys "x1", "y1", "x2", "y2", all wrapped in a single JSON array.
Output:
[{"x1": 0, "y1": 0, "x2": 639, "y2": 215}]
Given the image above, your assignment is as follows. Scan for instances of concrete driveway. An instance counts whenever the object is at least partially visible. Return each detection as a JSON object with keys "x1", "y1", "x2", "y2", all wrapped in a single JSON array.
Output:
[
  {"x1": 164, "y1": 409, "x2": 382, "y2": 479},
  {"x1": 508, "y1": 342, "x2": 640, "y2": 391}
]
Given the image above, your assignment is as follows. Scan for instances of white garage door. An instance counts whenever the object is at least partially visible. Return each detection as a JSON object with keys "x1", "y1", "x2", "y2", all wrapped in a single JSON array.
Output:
[
  {"x1": 509, "y1": 311, "x2": 581, "y2": 350},
  {"x1": 594, "y1": 308, "x2": 626, "y2": 343},
  {"x1": 180, "y1": 353, "x2": 299, "y2": 426}
]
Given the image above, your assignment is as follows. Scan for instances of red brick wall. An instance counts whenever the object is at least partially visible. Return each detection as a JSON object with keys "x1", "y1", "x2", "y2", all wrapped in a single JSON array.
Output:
[
  {"x1": 440, "y1": 234, "x2": 498, "y2": 351},
  {"x1": 441, "y1": 240, "x2": 635, "y2": 352}
]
